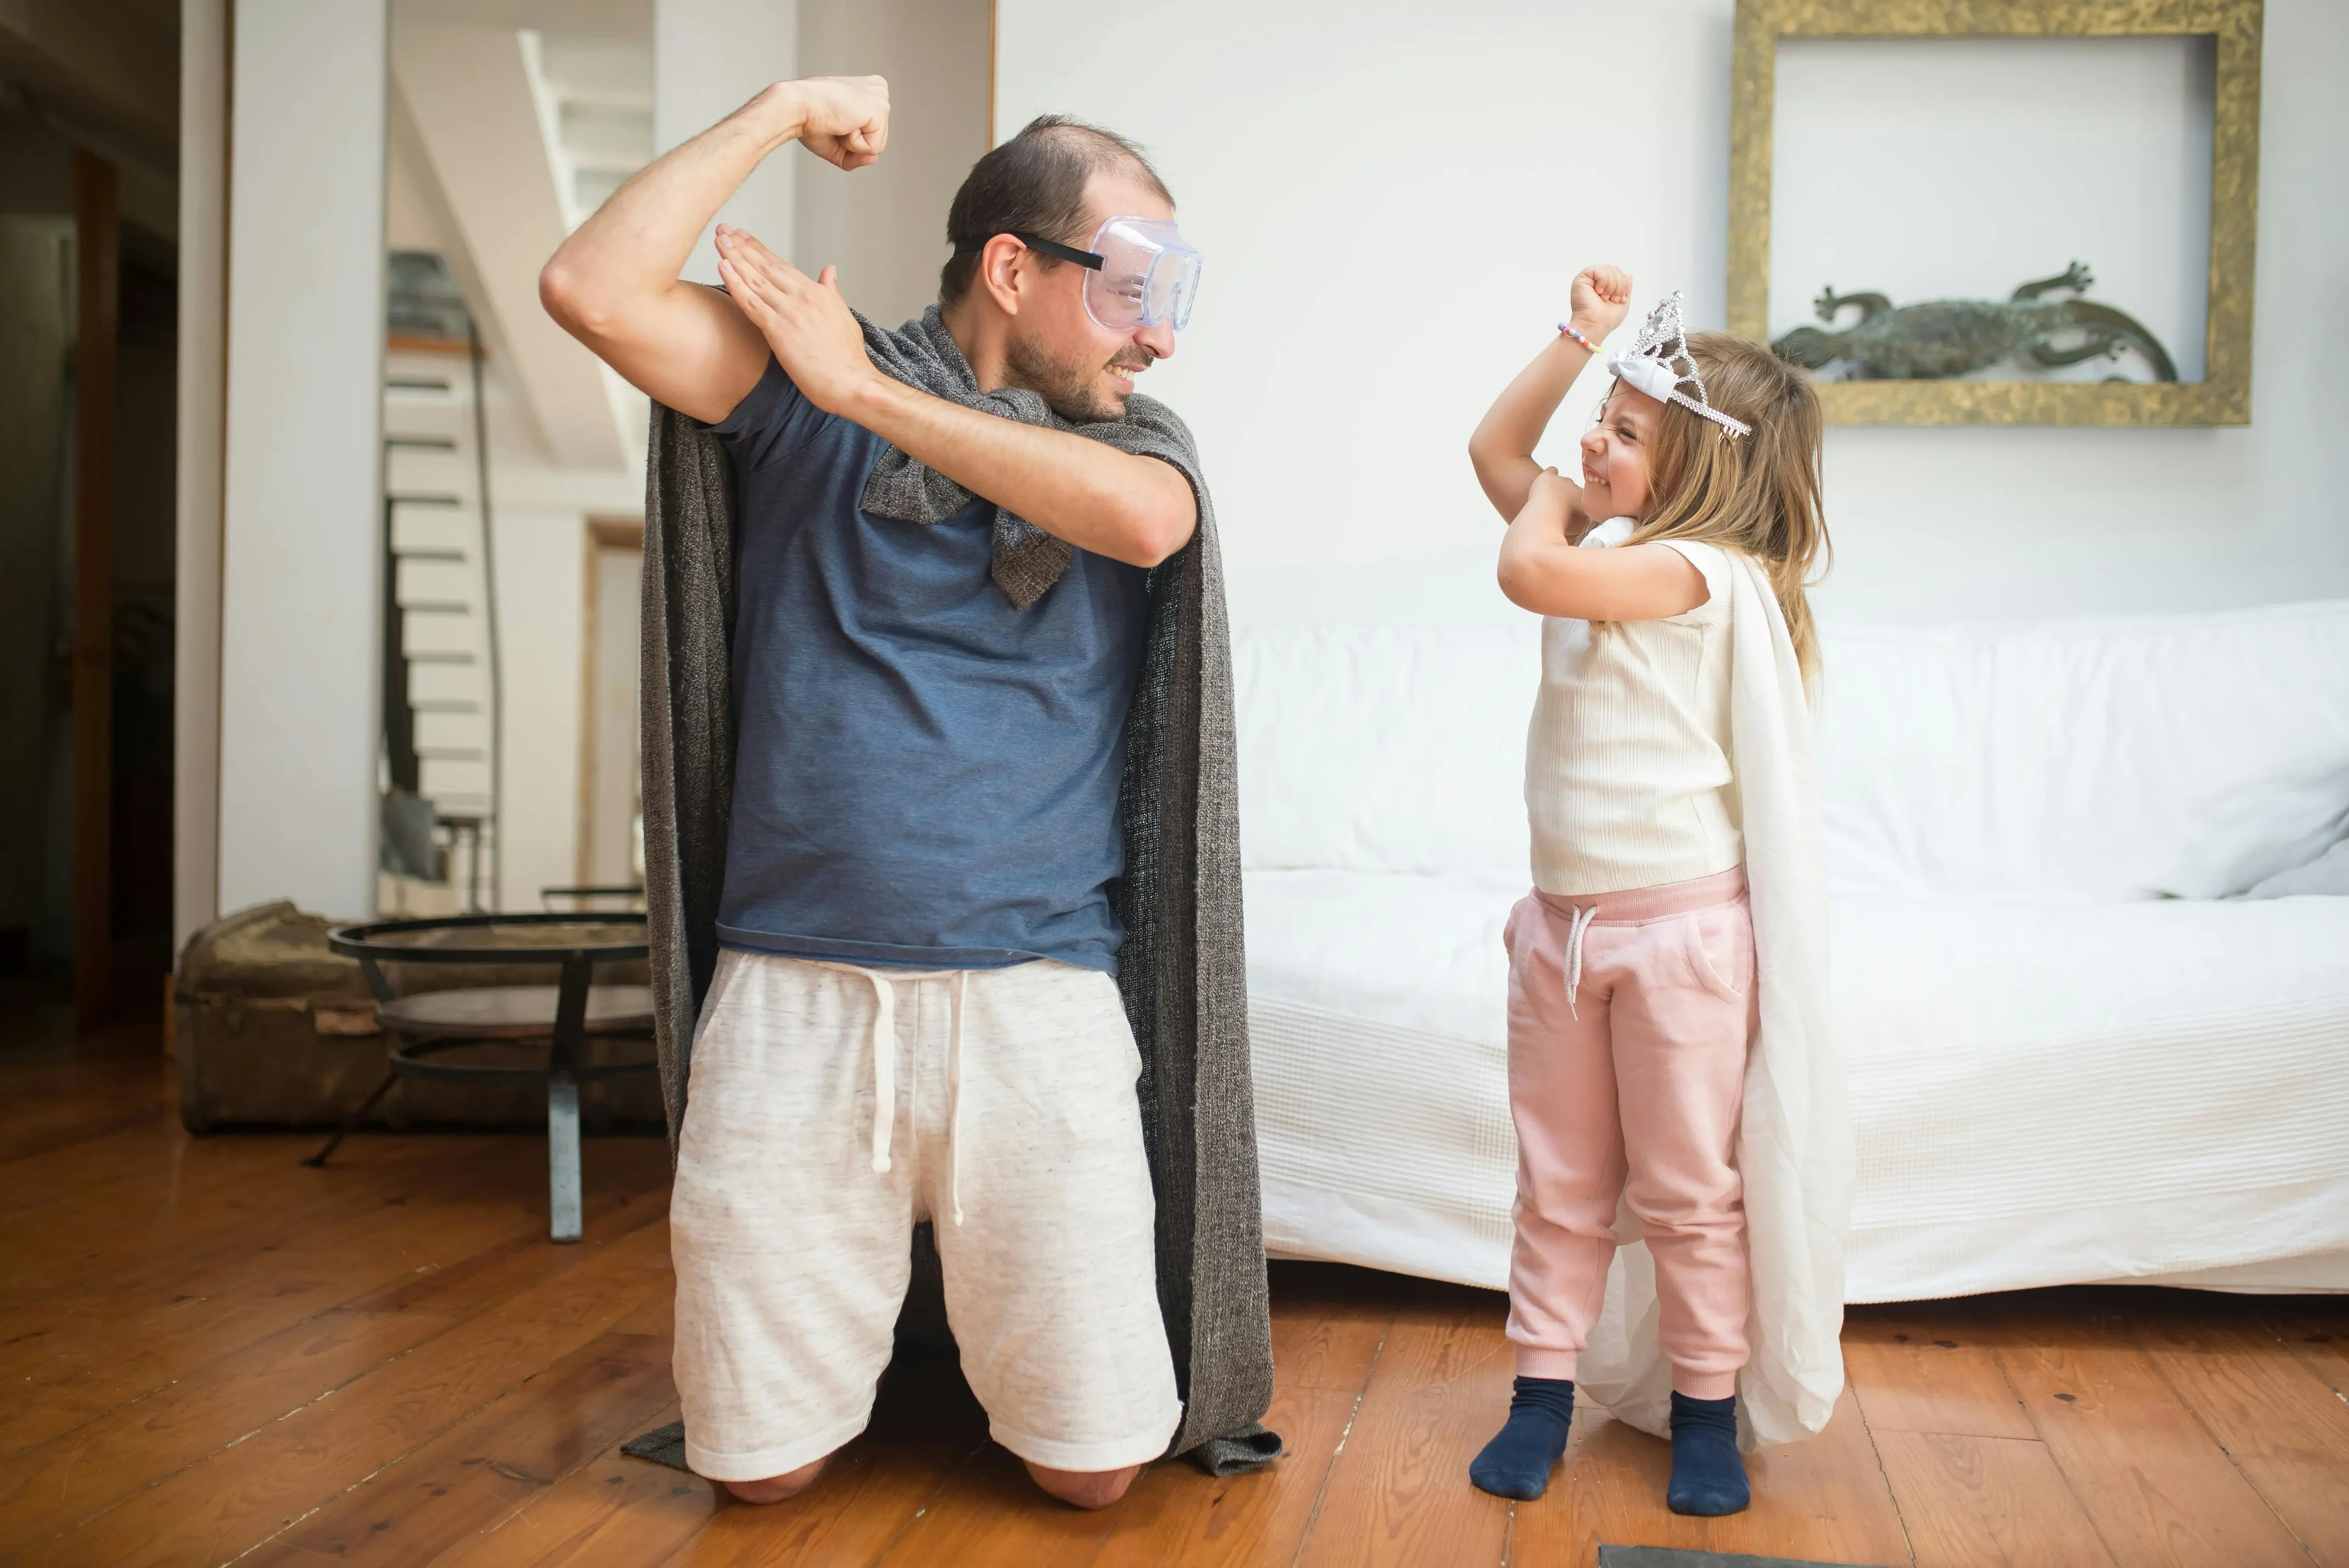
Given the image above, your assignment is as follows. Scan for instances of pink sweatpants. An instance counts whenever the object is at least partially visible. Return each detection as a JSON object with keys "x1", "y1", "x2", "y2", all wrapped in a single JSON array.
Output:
[{"x1": 1502, "y1": 867, "x2": 1756, "y2": 1400}]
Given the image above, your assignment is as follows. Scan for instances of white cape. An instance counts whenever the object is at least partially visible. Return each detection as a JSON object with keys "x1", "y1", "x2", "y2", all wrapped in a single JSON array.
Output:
[{"x1": 1574, "y1": 544, "x2": 1855, "y2": 1449}]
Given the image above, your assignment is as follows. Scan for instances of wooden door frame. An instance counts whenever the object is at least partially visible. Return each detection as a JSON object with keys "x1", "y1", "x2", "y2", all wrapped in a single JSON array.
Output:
[{"x1": 73, "y1": 149, "x2": 119, "y2": 1028}]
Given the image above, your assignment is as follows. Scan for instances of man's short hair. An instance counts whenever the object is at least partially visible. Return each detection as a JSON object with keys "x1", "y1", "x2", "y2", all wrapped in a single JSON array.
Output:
[{"x1": 940, "y1": 115, "x2": 1173, "y2": 305}]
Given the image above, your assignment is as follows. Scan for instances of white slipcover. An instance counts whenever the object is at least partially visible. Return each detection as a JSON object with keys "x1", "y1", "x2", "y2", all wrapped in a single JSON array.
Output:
[{"x1": 1239, "y1": 600, "x2": 2349, "y2": 1302}]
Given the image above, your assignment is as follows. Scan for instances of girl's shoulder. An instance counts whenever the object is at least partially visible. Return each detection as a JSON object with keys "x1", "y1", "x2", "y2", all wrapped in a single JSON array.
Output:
[{"x1": 1647, "y1": 538, "x2": 1745, "y2": 625}]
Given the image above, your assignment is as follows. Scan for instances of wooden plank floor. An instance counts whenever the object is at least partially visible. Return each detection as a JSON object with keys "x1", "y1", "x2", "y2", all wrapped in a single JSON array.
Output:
[{"x1": 6, "y1": 1022, "x2": 2346, "y2": 1567}]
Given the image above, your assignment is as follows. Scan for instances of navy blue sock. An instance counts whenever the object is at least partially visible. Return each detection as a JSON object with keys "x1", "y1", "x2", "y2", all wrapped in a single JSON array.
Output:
[
  {"x1": 1469, "y1": 1377, "x2": 1575, "y2": 1499},
  {"x1": 1666, "y1": 1391, "x2": 1750, "y2": 1515}
]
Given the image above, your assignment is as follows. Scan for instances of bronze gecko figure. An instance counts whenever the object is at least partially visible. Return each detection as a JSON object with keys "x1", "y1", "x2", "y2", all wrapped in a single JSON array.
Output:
[{"x1": 1771, "y1": 263, "x2": 2177, "y2": 382}]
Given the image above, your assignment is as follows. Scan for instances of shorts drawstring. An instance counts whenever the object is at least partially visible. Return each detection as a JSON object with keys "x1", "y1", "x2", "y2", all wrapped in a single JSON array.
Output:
[
  {"x1": 1564, "y1": 904, "x2": 1600, "y2": 1019},
  {"x1": 859, "y1": 969, "x2": 897, "y2": 1174},
  {"x1": 815, "y1": 961, "x2": 971, "y2": 1226},
  {"x1": 946, "y1": 970, "x2": 968, "y2": 1227}
]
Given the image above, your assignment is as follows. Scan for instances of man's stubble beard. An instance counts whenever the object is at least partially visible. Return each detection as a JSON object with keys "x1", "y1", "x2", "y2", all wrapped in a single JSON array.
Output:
[{"x1": 1004, "y1": 335, "x2": 1147, "y2": 423}]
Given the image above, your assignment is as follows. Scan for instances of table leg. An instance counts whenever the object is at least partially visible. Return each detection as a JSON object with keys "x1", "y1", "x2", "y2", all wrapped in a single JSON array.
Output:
[
  {"x1": 302, "y1": 1069, "x2": 399, "y2": 1169},
  {"x1": 548, "y1": 1076, "x2": 582, "y2": 1243}
]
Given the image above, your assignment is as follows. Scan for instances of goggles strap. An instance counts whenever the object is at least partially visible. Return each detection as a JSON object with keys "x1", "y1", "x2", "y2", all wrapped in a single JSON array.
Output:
[{"x1": 991, "y1": 231, "x2": 1104, "y2": 270}]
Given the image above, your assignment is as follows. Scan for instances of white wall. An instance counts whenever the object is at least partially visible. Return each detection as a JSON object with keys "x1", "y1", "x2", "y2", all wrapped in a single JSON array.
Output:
[
  {"x1": 174, "y1": 0, "x2": 228, "y2": 949},
  {"x1": 655, "y1": 0, "x2": 990, "y2": 320},
  {"x1": 216, "y1": 0, "x2": 388, "y2": 920},
  {"x1": 995, "y1": 0, "x2": 2349, "y2": 630},
  {"x1": 794, "y1": 0, "x2": 990, "y2": 327},
  {"x1": 491, "y1": 508, "x2": 585, "y2": 905},
  {"x1": 392, "y1": 20, "x2": 636, "y2": 472},
  {"x1": 655, "y1": 0, "x2": 798, "y2": 283}
]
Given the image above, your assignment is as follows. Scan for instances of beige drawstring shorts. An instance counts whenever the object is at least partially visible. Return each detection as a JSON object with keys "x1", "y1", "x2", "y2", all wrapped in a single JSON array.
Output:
[{"x1": 669, "y1": 948, "x2": 1183, "y2": 1482}]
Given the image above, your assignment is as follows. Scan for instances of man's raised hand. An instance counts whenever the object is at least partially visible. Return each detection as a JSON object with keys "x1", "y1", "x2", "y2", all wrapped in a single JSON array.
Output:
[
  {"x1": 714, "y1": 226, "x2": 876, "y2": 414},
  {"x1": 781, "y1": 75, "x2": 891, "y2": 170}
]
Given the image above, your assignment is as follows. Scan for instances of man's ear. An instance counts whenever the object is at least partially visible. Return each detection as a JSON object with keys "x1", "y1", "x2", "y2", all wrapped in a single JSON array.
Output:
[{"x1": 979, "y1": 233, "x2": 1028, "y2": 318}]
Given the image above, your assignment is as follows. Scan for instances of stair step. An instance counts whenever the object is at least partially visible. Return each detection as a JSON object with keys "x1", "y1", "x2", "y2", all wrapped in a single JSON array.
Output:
[
  {"x1": 402, "y1": 619, "x2": 480, "y2": 654},
  {"x1": 387, "y1": 445, "x2": 469, "y2": 489},
  {"x1": 407, "y1": 661, "x2": 480, "y2": 699},
  {"x1": 421, "y1": 764, "x2": 491, "y2": 798},
  {"x1": 417, "y1": 705, "x2": 486, "y2": 737},
  {"x1": 392, "y1": 511, "x2": 475, "y2": 555},
  {"x1": 399, "y1": 555, "x2": 474, "y2": 590}
]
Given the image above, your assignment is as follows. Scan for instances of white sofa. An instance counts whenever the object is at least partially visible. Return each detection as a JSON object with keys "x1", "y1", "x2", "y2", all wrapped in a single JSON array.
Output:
[{"x1": 1236, "y1": 600, "x2": 2349, "y2": 1301}]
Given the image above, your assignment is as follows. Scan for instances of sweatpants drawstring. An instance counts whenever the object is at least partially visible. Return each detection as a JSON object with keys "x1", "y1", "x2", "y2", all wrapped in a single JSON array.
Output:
[{"x1": 1564, "y1": 904, "x2": 1600, "y2": 1019}]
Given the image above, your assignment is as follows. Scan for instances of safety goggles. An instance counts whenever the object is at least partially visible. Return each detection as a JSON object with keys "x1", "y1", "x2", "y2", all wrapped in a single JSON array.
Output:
[{"x1": 1014, "y1": 215, "x2": 1203, "y2": 332}]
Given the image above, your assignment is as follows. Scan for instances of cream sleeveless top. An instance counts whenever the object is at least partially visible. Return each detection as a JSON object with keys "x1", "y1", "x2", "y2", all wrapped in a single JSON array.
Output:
[{"x1": 1525, "y1": 527, "x2": 1743, "y2": 897}]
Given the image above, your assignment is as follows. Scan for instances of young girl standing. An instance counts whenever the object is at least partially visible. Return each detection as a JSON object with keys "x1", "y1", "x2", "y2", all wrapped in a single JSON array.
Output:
[{"x1": 1462, "y1": 270, "x2": 1852, "y2": 1514}]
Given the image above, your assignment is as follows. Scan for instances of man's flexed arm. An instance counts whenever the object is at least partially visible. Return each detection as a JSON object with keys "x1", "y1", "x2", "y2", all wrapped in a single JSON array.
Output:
[
  {"x1": 716, "y1": 229, "x2": 1199, "y2": 571},
  {"x1": 538, "y1": 77, "x2": 889, "y2": 426}
]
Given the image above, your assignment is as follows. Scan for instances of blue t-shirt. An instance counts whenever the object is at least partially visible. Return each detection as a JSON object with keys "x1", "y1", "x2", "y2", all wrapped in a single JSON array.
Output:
[{"x1": 709, "y1": 357, "x2": 1151, "y2": 975}]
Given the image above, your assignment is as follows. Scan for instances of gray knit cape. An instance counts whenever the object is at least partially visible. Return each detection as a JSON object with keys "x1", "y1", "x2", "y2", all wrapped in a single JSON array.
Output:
[{"x1": 637, "y1": 314, "x2": 1279, "y2": 1474}]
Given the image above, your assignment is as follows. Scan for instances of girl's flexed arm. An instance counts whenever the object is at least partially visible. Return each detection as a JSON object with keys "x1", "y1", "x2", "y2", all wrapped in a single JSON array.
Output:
[
  {"x1": 1468, "y1": 265, "x2": 1633, "y2": 523},
  {"x1": 1497, "y1": 468, "x2": 1709, "y2": 622}
]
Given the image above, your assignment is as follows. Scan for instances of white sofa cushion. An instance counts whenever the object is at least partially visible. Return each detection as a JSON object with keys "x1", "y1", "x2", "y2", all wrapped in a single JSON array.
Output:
[
  {"x1": 1236, "y1": 623, "x2": 1536, "y2": 876},
  {"x1": 1836, "y1": 891, "x2": 2349, "y2": 1298},
  {"x1": 1818, "y1": 602, "x2": 2349, "y2": 901},
  {"x1": 1245, "y1": 867, "x2": 2349, "y2": 1301},
  {"x1": 1236, "y1": 601, "x2": 2349, "y2": 900},
  {"x1": 1245, "y1": 869, "x2": 1518, "y2": 1286}
]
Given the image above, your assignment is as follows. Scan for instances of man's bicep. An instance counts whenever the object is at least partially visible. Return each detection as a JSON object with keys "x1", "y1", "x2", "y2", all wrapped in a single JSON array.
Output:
[
  {"x1": 1137, "y1": 451, "x2": 1202, "y2": 549},
  {"x1": 568, "y1": 281, "x2": 771, "y2": 426}
]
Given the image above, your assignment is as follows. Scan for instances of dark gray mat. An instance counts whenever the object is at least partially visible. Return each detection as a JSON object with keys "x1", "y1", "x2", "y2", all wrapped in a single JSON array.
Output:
[
  {"x1": 621, "y1": 1421, "x2": 688, "y2": 1471},
  {"x1": 618, "y1": 1419, "x2": 1282, "y2": 1477},
  {"x1": 1598, "y1": 1548, "x2": 1896, "y2": 1568}
]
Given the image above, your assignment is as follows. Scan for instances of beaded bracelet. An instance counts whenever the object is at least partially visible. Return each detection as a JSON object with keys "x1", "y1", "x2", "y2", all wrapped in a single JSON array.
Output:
[{"x1": 1558, "y1": 323, "x2": 1603, "y2": 354}]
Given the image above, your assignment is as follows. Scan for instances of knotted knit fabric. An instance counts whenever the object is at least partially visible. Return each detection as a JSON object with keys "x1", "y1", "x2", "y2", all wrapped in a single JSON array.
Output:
[{"x1": 855, "y1": 305, "x2": 1209, "y2": 609}]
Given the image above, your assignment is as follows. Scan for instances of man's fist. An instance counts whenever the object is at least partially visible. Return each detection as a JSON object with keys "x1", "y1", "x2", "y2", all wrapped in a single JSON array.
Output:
[
  {"x1": 1568, "y1": 264, "x2": 1633, "y2": 343},
  {"x1": 780, "y1": 75, "x2": 890, "y2": 171}
]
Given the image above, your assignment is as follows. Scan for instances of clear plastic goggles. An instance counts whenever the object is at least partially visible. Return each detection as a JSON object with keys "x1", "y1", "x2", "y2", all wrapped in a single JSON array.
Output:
[{"x1": 1017, "y1": 215, "x2": 1202, "y2": 332}]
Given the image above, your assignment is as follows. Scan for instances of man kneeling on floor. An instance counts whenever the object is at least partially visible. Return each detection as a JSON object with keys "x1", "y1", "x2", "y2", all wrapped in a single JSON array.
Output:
[{"x1": 541, "y1": 76, "x2": 1275, "y2": 1507}]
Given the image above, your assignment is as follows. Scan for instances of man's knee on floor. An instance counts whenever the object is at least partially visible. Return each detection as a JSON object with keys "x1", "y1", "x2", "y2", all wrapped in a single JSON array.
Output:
[
  {"x1": 719, "y1": 1455, "x2": 828, "y2": 1504},
  {"x1": 1025, "y1": 1460, "x2": 1141, "y2": 1509}
]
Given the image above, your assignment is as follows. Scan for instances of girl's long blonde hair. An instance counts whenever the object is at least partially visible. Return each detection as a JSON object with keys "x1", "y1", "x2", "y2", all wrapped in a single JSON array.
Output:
[{"x1": 1619, "y1": 332, "x2": 1830, "y2": 685}]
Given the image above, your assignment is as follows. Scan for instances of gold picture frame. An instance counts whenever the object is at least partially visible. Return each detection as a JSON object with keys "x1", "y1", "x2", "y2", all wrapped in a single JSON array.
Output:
[{"x1": 1728, "y1": 0, "x2": 2262, "y2": 426}]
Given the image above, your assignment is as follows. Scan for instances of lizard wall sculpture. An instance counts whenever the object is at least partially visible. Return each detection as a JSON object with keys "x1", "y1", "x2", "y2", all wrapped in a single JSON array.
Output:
[{"x1": 1770, "y1": 263, "x2": 2178, "y2": 382}]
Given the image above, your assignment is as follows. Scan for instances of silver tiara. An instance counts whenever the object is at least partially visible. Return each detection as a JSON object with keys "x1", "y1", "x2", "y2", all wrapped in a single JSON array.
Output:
[{"x1": 1605, "y1": 292, "x2": 1751, "y2": 439}]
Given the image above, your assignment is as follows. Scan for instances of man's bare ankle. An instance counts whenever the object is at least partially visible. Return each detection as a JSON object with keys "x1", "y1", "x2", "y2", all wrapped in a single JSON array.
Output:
[
  {"x1": 720, "y1": 1455, "x2": 828, "y2": 1504},
  {"x1": 1024, "y1": 1460, "x2": 1141, "y2": 1510}
]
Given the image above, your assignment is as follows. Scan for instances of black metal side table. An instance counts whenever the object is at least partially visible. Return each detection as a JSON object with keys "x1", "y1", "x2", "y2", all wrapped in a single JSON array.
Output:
[{"x1": 310, "y1": 913, "x2": 658, "y2": 1243}]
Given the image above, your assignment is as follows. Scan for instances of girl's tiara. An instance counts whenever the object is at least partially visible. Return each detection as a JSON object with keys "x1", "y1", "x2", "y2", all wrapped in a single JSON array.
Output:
[{"x1": 1605, "y1": 292, "x2": 1752, "y2": 439}]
